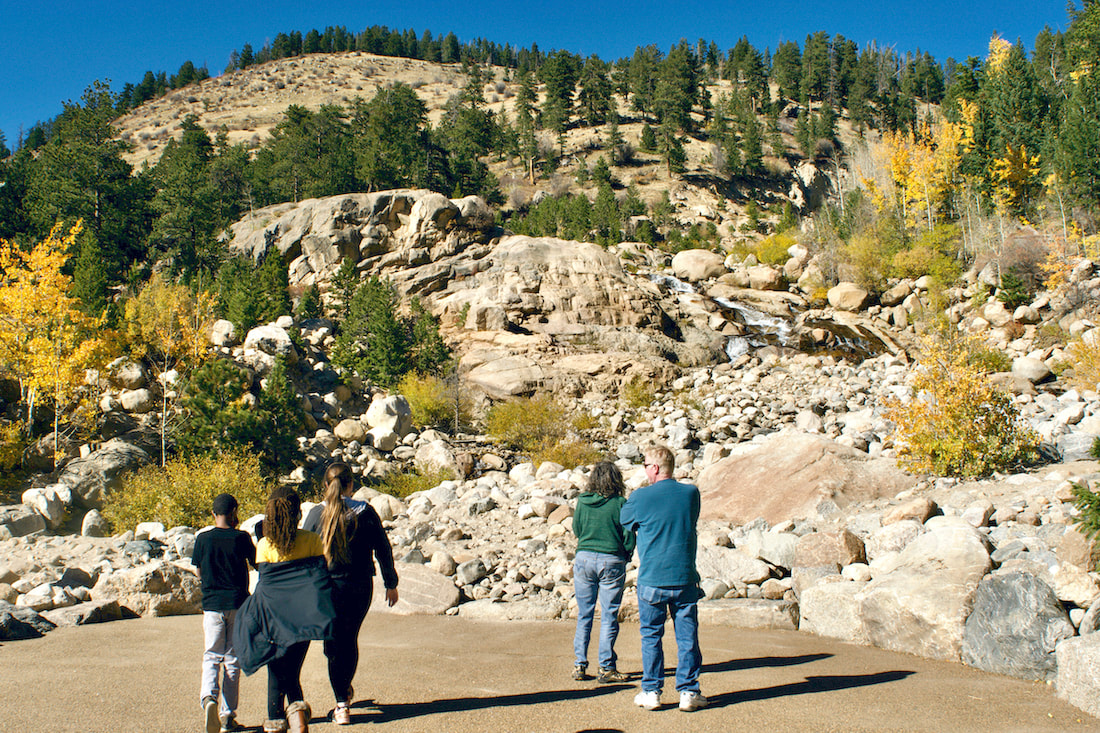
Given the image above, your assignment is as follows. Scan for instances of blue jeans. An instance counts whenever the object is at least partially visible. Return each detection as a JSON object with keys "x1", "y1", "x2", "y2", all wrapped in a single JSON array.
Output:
[
  {"x1": 637, "y1": 584, "x2": 702, "y2": 693},
  {"x1": 573, "y1": 551, "x2": 627, "y2": 670}
]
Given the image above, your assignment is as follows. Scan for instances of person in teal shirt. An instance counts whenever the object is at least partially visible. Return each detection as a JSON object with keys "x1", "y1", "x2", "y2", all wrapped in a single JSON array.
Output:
[
  {"x1": 571, "y1": 461, "x2": 635, "y2": 684},
  {"x1": 620, "y1": 444, "x2": 708, "y2": 712}
]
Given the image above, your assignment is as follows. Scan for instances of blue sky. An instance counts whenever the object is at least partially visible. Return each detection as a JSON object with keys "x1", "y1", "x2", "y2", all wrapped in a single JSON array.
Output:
[{"x1": 0, "y1": 0, "x2": 1072, "y2": 150}]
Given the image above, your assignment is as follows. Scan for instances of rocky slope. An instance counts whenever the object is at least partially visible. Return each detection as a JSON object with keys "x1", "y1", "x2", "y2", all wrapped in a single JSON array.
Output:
[{"x1": 4, "y1": 189, "x2": 1100, "y2": 718}]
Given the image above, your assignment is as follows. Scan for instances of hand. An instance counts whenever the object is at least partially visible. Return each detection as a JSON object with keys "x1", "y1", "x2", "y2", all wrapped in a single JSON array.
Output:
[{"x1": 385, "y1": 587, "x2": 399, "y2": 607}]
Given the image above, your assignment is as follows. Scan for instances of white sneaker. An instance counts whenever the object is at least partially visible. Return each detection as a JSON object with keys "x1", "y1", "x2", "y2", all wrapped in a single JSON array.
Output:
[
  {"x1": 634, "y1": 689, "x2": 661, "y2": 710},
  {"x1": 679, "y1": 690, "x2": 708, "y2": 711}
]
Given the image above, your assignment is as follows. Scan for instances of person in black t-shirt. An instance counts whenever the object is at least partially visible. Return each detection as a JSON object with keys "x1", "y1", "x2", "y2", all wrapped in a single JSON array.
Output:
[{"x1": 193, "y1": 493, "x2": 257, "y2": 733}]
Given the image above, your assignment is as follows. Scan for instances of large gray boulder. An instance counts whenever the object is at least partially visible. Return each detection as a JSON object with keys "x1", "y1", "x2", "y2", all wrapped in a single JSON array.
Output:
[
  {"x1": 856, "y1": 517, "x2": 992, "y2": 662},
  {"x1": 457, "y1": 598, "x2": 566, "y2": 621},
  {"x1": 672, "y1": 249, "x2": 726, "y2": 282},
  {"x1": 696, "y1": 546, "x2": 773, "y2": 586},
  {"x1": 90, "y1": 561, "x2": 202, "y2": 617},
  {"x1": 369, "y1": 562, "x2": 460, "y2": 615},
  {"x1": 698, "y1": 434, "x2": 915, "y2": 525},
  {"x1": 827, "y1": 282, "x2": 872, "y2": 311},
  {"x1": 365, "y1": 395, "x2": 412, "y2": 437},
  {"x1": 697, "y1": 598, "x2": 799, "y2": 630},
  {"x1": 243, "y1": 325, "x2": 297, "y2": 363},
  {"x1": 799, "y1": 579, "x2": 867, "y2": 643},
  {"x1": 1057, "y1": 633, "x2": 1100, "y2": 718},
  {"x1": 56, "y1": 439, "x2": 152, "y2": 509},
  {"x1": 42, "y1": 600, "x2": 129, "y2": 627},
  {"x1": 961, "y1": 572, "x2": 1075, "y2": 681},
  {"x1": 0, "y1": 504, "x2": 47, "y2": 539},
  {"x1": 0, "y1": 602, "x2": 55, "y2": 640},
  {"x1": 464, "y1": 353, "x2": 545, "y2": 398}
]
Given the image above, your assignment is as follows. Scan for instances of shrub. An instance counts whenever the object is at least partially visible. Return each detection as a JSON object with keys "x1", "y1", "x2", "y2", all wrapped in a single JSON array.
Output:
[
  {"x1": 532, "y1": 437, "x2": 604, "y2": 469},
  {"x1": 0, "y1": 421, "x2": 24, "y2": 471},
  {"x1": 965, "y1": 342, "x2": 1013, "y2": 374},
  {"x1": 756, "y1": 232, "x2": 797, "y2": 266},
  {"x1": 887, "y1": 337, "x2": 1040, "y2": 477},
  {"x1": 485, "y1": 393, "x2": 568, "y2": 453},
  {"x1": 374, "y1": 467, "x2": 455, "y2": 499},
  {"x1": 997, "y1": 268, "x2": 1031, "y2": 309},
  {"x1": 1066, "y1": 337, "x2": 1100, "y2": 392},
  {"x1": 398, "y1": 372, "x2": 472, "y2": 431},
  {"x1": 104, "y1": 448, "x2": 270, "y2": 532},
  {"x1": 621, "y1": 376, "x2": 655, "y2": 409}
]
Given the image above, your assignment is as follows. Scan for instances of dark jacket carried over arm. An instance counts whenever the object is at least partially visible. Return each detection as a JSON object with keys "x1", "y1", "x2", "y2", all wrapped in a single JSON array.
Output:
[{"x1": 233, "y1": 556, "x2": 337, "y2": 676}]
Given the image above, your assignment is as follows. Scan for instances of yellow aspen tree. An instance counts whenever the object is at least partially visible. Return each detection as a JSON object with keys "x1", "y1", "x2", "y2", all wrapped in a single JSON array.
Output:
[
  {"x1": 0, "y1": 221, "x2": 112, "y2": 466},
  {"x1": 123, "y1": 273, "x2": 215, "y2": 465},
  {"x1": 992, "y1": 144, "x2": 1042, "y2": 216}
]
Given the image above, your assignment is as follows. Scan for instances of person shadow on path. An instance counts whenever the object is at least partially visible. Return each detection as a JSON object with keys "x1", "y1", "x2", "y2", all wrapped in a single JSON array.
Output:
[{"x1": 352, "y1": 684, "x2": 631, "y2": 723}]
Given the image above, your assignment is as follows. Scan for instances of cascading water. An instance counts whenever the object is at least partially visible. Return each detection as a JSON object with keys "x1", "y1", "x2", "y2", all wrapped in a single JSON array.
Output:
[
  {"x1": 648, "y1": 273, "x2": 878, "y2": 361},
  {"x1": 650, "y1": 273, "x2": 797, "y2": 359}
]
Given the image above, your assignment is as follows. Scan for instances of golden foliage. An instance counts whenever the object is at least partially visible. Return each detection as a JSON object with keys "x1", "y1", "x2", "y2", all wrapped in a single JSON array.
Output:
[
  {"x1": 875, "y1": 118, "x2": 967, "y2": 232},
  {"x1": 397, "y1": 371, "x2": 472, "y2": 430},
  {"x1": 486, "y1": 393, "x2": 570, "y2": 452},
  {"x1": 887, "y1": 337, "x2": 1040, "y2": 477},
  {"x1": 987, "y1": 34, "x2": 1013, "y2": 74},
  {"x1": 756, "y1": 232, "x2": 797, "y2": 266},
  {"x1": 485, "y1": 393, "x2": 599, "y2": 467},
  {"x1": 1066, "y1": 337, "x2": 1100, "y2": 392},
  {"x1": 375, "y1": 467, "x2": 455, "y2": 499},
  {"x1": 992, "y1": 145, "x2": 1042, "y2": 216},
  {"x1": 621, "y1": 375, "x2": 656, "y2": 409},
  {"x1": 123, "y1": 273, "x2": 215, "y2": 370},
  {"x1": 0, "y1": 421, "x2": 25, "y2": 471},
  {"x1": 531, "y1": 437, "x2": 603, "y2": 469},
  {"x1": 104, "y1": 448, "x2": 271, "y2": 532},
  {"x1": 0, "y1": 222, "x2": 112, "y2": 446}
]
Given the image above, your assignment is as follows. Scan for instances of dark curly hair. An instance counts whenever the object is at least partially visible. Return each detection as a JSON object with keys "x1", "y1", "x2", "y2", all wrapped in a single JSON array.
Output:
[
  {"x1": 263, "y1": 485, "x2": 301, "y2": 557},
  {"x1": 587, "y1": 461, "x2": 625, "y2": 498}
]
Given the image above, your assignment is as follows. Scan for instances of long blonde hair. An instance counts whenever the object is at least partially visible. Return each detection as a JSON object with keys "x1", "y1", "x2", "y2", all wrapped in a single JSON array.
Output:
[{"x1": 319, "y1": 462, "x2": 355, "y2": 568}]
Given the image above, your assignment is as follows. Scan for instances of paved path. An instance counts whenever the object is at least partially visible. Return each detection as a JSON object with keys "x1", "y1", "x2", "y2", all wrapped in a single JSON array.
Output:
[{"x1": 0, "y1": 613, "x2": 1097, "y2": 733}]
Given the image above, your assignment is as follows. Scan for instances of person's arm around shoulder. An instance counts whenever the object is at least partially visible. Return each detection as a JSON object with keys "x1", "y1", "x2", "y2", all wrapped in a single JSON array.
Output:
[
  {"x1": 237, "y1": 529, "x2": 257, "y2": 569},
  {"x1": 620, "y1": 491, "x2": 639, "y2": 531},
  {"x1": 616, "y1": 497, "x2": 637, "y2": 557}
]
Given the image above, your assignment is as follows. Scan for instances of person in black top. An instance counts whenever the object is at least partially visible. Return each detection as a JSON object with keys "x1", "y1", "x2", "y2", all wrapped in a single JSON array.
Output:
[
  {"x1": 302, "y1": 462, "x2": 398, "y2": 726},
  {"x1": 193, "y1": 493, "x2": 256, "y2": 733}
]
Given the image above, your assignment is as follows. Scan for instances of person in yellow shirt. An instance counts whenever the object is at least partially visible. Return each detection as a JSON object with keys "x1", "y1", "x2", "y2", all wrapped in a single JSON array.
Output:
[{"x1": 236, "y1": 486, "x2": 336, "y2": 733}]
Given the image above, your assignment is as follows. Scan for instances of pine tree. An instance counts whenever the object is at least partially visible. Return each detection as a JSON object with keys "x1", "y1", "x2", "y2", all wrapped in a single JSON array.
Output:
[
  {"x1": 295, "y1": 283, "x2": 322, "y2": 319},
  {"x1": 333, "y1": 276, "x2": 408, "y2": 386}
]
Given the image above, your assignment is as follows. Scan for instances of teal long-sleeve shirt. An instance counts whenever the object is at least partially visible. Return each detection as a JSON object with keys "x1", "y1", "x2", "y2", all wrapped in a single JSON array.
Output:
[{"x1": 619, "y1": 478, "x2": 700, "y2": 587}]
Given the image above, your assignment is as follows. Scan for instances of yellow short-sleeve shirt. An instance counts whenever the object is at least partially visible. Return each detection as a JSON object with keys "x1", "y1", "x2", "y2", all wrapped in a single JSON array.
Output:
[{"x1": 256, "y1": 530, "x2": 324, "y2": 563}]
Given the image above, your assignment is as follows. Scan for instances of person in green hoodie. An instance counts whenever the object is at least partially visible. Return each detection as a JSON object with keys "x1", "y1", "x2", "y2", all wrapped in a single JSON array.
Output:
[{"x1": 571, "y1": 461, "x2": 636, "y2": 684}]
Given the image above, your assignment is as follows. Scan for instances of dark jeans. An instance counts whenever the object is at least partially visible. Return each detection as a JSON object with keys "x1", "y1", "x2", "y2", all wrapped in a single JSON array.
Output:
[
  {"x1": 324, "y1": 578, "x2": 373, "y2": 702},
  {"x1": 266, "y1": 641, "x2": 309, "y2": 719}
]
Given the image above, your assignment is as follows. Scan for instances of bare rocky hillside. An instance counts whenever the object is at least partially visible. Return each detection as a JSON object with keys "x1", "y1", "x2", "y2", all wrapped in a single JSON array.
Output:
[{"x1": 112, "y1": 52, "x2": 859, "y2": 240}]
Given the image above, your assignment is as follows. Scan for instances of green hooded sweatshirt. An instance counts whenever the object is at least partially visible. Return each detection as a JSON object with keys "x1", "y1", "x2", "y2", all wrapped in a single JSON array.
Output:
[{"x1": 573, "y1": 493, "x2": 636, "y2": 559}]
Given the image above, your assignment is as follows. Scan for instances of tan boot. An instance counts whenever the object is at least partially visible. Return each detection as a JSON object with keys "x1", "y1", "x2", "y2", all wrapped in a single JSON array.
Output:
[{"x1": 286, "y1": 701, "x2": 311, "y2": 733}]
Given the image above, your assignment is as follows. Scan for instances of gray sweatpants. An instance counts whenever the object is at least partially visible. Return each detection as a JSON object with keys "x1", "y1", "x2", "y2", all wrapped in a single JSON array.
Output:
[{"x1": 200, "y1": 610, "x2": 240, "y2": 718}]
